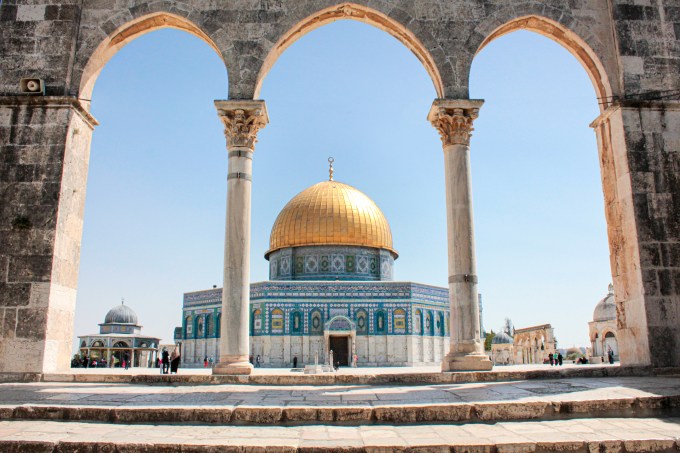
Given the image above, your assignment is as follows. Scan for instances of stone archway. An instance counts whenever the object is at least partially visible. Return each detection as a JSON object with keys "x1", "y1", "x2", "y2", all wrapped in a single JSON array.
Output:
[
  {"x1": 469, "y1": 13, "x2": 654, "y2": 367},
  {"x1": 253, "y1": 2, "x2": 444, "y2": 99},
  {"x1": 324, "y1": 316, "x2": 356, "y2": 367}
]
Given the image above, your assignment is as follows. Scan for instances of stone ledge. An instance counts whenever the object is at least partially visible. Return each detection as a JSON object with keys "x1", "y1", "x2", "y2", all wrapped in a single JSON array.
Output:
[
  {"x1": 2, "y1": 365, "x2": 675, "y2": 386},
  {"x1": 3, "y1": 394, "x2": 680, "y2": 425},
  {"x1": 0, "y1": 418, "x2": 680, "y2": 452}
]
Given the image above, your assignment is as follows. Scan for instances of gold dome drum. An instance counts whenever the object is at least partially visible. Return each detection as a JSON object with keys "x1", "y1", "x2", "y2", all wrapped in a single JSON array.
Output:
[{"x1": 266, "y1": 180, "x2": 397, "y2": 258}]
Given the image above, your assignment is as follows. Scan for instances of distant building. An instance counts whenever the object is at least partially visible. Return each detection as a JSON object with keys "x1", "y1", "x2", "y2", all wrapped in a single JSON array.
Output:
[
  {"x1": 490, "y1": 324, "x2": 557, "y2": 365},
  {"x1": 588, "y1": 284, "x2": 618, "y2": 363},
  {"x1": 78, "y1": 302, "x2": 160, "y2": 367},
  {"x1": 490, "y1": 332, "x2": 514, "y2": 365}
]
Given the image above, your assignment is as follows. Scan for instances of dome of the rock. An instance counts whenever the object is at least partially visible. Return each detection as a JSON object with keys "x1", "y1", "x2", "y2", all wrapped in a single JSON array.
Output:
[{"x1": 266, "y1": 180, "x2": 397, "y2": 258}]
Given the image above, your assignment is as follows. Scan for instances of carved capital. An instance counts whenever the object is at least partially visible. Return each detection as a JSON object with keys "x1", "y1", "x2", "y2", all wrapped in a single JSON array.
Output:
[
  {"x1": 427, "y1": 99, "x2": 484, "y2": 147},
  {"x1": 215, "y1": 100, "x2": 269, "y2": 151}
]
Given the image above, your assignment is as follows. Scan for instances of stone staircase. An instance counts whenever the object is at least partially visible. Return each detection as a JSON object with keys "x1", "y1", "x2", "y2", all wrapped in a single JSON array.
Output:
[{"x1": 0, "y1": 369, "x2": 679, "y2": 451}]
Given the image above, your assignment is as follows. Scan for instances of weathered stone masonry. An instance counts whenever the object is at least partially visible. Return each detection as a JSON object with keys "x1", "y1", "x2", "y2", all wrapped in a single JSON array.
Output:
[{"x1": 1, "y1": 0, "x2": 678, "y2": 373}]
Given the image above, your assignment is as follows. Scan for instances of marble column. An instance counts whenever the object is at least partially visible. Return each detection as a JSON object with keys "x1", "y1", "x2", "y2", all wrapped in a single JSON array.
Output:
[
  {"x1": 213, "y1": 100, "x2": 268, "y2": 375},
  {"x1": 428, "y1": 99, "x2": 492, "y2": 372}
]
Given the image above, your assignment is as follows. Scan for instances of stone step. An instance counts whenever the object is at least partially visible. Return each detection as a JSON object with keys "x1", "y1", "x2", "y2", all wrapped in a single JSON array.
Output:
[
  {"x1": 1, "y1": 418, "x2": 679, "y2": 452},
  {"x1": 3, "y1": 364, "x2": 677, "y2": 386},
  {"x1": 3, "y1": 393, "x2": 680, "y2": 425},
  {"x1": 1, "y1": 375, "x2": 679, "y2": 426}
]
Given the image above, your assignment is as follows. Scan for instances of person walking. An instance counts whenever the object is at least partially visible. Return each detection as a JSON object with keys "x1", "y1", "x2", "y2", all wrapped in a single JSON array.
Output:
[
  {"x1": 293, "y1": 356, "x2": 298, "y2": 368},
  {"x1": 607, "y1": 348, "x2": 614, "y2": 364},
  {"x1": 255, "y1": 355, "x2": 261, "y2": 368},
  {"x1": 548, "y1": 353, "x2": 554, "y2": 366},
  {"x1": 203, "y1": 356, "x2": 208, "y2": 368},
  {"x1": 170, "y1": 347, "x2": 180, "y2": 374},
  {"x1": 161, "y1": 348, "x2": 170, "y2": 374},
  {"x1": 124, "y1": 352, "x2": 130, "y2": 370},
  {"x1": 557, "y1": 352, "x2": 563, "y2": 366}
]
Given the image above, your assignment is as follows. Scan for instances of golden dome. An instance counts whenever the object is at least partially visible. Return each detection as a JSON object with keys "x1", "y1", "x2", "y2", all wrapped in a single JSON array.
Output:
[{"x1": 266, "y1": 180, "x2": 397, "y2": 258}]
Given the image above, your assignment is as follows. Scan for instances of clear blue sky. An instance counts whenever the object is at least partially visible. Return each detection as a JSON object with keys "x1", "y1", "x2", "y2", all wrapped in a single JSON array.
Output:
[{"x1": 75, "y1": 20, "x2": 610, "y2": 350}]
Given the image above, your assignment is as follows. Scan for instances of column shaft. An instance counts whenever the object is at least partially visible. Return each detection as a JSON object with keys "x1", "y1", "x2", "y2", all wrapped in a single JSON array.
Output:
[
  {"x1": 213, "y1": 101, "x2": 268, "y2": 375},
  {"x1": 428, "y1": 99, "x2": 492, "y2": 372}
]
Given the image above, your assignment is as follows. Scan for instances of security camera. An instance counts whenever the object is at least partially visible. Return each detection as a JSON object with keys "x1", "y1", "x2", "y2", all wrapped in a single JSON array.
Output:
[{"x1": 20, "y1": 78, "x2": 45, "y2": 95}]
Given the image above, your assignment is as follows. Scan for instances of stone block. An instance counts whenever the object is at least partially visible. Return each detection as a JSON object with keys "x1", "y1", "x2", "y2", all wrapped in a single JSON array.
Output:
[
  {"x1": 16, "y1": 5, "x2": 46, "y2": 22},
  {"x1": 7, "y1": 256, "x2": 52, "y2": 283},
  {"x1": 15, "y1": 308, "x2": 47, "y2": 340},
  {"x1": 0, "y1": 283, "x2": 31, "y2": 307}
]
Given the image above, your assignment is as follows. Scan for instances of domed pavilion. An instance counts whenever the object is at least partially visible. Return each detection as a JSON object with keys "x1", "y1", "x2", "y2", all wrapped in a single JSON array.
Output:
[
  {"x1": 588, "y1": 284, "x2": 619, "y2": 362},
  {"x1": 180, "y1": 164, "x2": 454, "y2": 367},
  {"x1": 490, "y1": 332, "x2": 515, "y2": 365},
  {"x1": 78, "y1": 301, "x2": 160, "y2": 367}
]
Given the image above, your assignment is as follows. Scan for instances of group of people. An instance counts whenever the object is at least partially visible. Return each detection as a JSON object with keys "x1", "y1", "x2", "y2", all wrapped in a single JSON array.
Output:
[
  {"x1": 71, "y1": 353, "x2": 131, "y2": 369},
  {"x1": 548, "y1": 352, "x2": 563, "y2": 366},
  {"x1": 159, "y1": 347, "x2": 181, "y2": 374},
  {"x1": 203, "y1": 356, "x2": 214, "y2": 368},
  {"x1": 249, "y1": 355, "x2": 262, "y2": 367}
]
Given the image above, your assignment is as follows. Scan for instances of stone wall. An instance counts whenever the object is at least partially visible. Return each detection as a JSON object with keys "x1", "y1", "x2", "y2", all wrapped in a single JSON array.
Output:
[{"x1": 1, "y1": 0, "x2": 679, "y2": 372}]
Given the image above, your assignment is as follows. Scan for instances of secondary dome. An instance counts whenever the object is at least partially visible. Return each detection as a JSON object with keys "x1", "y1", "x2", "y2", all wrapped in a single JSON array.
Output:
[
  {"x1": 104, "y1": 303, "x2": 138, "y2": 325},
  {"x1": 593, "y1": 284, "x2": 616, "y2": 322},
  {"x1": 266, "y1": 180, "x2": 397, "y2": 258},
  {"x1": 492, "y1": 332, "x2": 514, "y2": 344}
]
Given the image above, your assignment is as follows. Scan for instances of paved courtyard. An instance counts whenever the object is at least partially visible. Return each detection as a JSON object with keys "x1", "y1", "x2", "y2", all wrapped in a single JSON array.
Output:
[
  {"x1": 1, "y1": 375, "x2": 678, "y2": 408},
  {"x1": 1, "y1": 418, "x2": 680, "y2": 451}
]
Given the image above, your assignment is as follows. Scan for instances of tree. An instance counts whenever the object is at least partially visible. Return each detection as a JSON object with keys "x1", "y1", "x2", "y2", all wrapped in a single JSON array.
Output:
[
  {"x1": 503, "y1": 318, "x2": 514, "y2": 336},
  {"x1": 484, "y1": 330, "x2": 496, "y2": 351}
]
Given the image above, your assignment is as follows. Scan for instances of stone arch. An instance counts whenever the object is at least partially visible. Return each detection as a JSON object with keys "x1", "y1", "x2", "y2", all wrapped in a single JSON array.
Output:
[
  {"x1": 253, "y1": 2, "x2": 444, "y2": 99},
  {"x1": 78, "y1": 11, "x2": 227, "y2": 101},
  {"x1": 471, "y1": 13, "x2": 614, "y2": 109},
  {"x1": 468, "y1": 10, "x2": 650, "y2": 367}
]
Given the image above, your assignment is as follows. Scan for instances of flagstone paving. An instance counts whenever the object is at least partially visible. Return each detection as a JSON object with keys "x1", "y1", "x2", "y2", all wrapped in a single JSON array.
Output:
[
  {"x1": 0, "y1": 418, "x2": 679, "y2": 451},
  {"x1": 0, "y1": 376, "x2": 678, "y2": 408}
]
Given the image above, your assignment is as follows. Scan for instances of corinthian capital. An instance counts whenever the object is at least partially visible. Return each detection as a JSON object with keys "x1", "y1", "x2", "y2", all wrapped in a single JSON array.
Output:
[
  {"x1": 215, "y1": 100, "x2": 269, "y2": 151},
  {"x1": 427, "y1": 99, "x2": 484, "y2": 147}
]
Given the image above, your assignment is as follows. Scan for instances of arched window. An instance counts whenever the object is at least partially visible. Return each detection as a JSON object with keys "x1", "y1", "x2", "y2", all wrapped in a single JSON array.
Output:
[
  {"x1": 290, "y1": 311, "x2": 302, "y2": 334},
  {"x1": 393, "y1": 308, "x2": 406, "y2": 333},
  {"x1": 251, "y1": 309, "x2": 262, "y2": 335},
  {"x1": 216, "y1": 313, "x2": 221, "y2": 338},
  {"x1": 194, "y1": 316, "x2": 203, "y2": 339},
  {"x1": 271, "y1": 308, "x2": 284, "y2": 334},
  {"x1": 375, "y1": 310, "x2": 386, "y2": 334},
  {"x1": 355, "y1": 309, "x2": 368, "y2": 335},
  {"x1": 91, "y1": 340, "x2": 104, "y2": 347},
  {"x1": 113, "y1": 341, "x2": 129, "y2": 348},
  {"x1": 184, "y1": 315, "x2": 192, "y2": 339},
  {"x1": 425, "y1": 312, "x2": 433, "y2": 336},
  {"x1": 310, "y1": 310, "x2": 323, "y2": 335},
  {"x1": 414, "y1": 309, "x2": 422, "y2": 335},
  {"x1": 438, "y1": 313, "x2": 446, "y2": 337}
]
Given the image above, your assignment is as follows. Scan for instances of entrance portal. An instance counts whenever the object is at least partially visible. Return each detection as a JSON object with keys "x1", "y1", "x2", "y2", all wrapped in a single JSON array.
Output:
[{"x1": 329, "y1": 336, "x2": 349, "y2": 367}]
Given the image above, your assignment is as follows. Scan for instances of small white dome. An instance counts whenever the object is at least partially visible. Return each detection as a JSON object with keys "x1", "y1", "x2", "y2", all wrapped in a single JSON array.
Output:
[
  {"x1": 593, "y1": 284, "x2": 616, "y2": 322},
  {"x1": 492, "y1": 332, "x2": 514, "y2": 344},
  {"x1": 104, "y1": 303, "x2": 138, "y2": 325}
]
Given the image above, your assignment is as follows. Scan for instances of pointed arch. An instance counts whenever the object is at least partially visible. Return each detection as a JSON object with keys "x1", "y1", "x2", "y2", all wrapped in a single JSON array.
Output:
[
  {"x1": 79, "y1": 12, "x2": 226, "y2": 101},
  {"x1": 472, "y1": 14, "x2": 614, "y2": 110},
  {"x1": 254, "y1": 2, "x2": 444, "y2": 98}
]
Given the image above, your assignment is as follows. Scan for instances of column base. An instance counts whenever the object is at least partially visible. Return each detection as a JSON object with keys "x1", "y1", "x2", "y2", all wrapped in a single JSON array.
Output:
[
  {"x1": 212, "y1": 356, "x2": 253, "y2": 375},
  {"x1": 441, "y1": 353, "x2": 493, "y2": 372}
]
